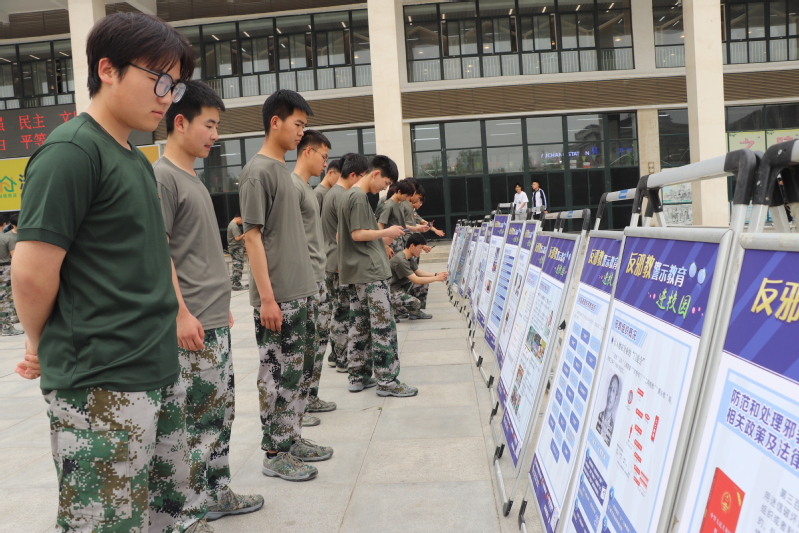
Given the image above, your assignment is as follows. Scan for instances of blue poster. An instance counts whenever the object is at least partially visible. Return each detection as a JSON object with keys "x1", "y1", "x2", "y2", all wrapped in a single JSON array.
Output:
[
  {"x1": 497, "y1": 224, "x2": 537, "y2": 369},
  {"x1": 477, "y1": 215, "x2": 509, "y2": 329},
  {"x1": 486, "y1": 222, "x2": 524, "y2": 353}
]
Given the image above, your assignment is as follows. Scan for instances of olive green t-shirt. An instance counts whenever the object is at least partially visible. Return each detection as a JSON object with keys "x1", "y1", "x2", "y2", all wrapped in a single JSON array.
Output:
[
  {"x1": 0, "y1": 231, "x2": 14, "y2": 263},
  {"x1": 227, "y1": 220, "x2": 243, "y2": 249},
  {"x1": 321, "y1": 183, "x2": 347, "y2": 274},
  {"x1": 239, "y1": 154, "x2": 316, "y2": 305},
  {"x1": 314, "y1": 183, "x2": 330, "y2": 212},
  {"x1": 389, "y1": 252, "x2": 416, "y2": 292},
  {"x1": 402, "y1": 201, "x2": 416, "y2": 226},
  {"x1": 155, "y1": 157, "x2": 231, "y2": 331},
  {"x1": 292, "y1": 172, "x2": 326, "y2": 283},
  {"x1": 378, "y1": 199, "x2": 407, "y2": 228},
  {"x1": 373, "y1": 198, "x2": 387, "y2": 221},
  {"x1": 338, "y1": 186, "x2": 391, "y2": 285},
  {"x1": 18, "y1": 113, "x2": 179, "y2": 393}
]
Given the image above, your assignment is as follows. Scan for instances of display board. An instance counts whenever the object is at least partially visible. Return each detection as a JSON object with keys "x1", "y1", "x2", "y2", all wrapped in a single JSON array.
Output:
[
  {"x1": 496, "y1": 223, "x2": 537, "y2": 369},
  {"x1": 460, "y1": 229, "x2": 480, "y2": 298},
  {"x1": 678, "y1": 240, "x2": 799, "y2": 533},
  {"x1": 529, "y1": 235, "x2": 623, "y2": 533},
  {"x1": 477, "y1": 215, "x2": 510, "y2": 329},
  {"x1": 450, "y1": 226, "x2": 471, "y2": 292},
  {"x1": 447, "y1": 225, "x2": 462, "y2": 272},
  {"x1": 486, "y1": 221, "x2": 525, "y2": 354},
  {"x1": 565, "y1": 234, "x2": 726, "y2": 533},
  {"x1": 499, "y1": 235, "x2": 579, "y2": 466},
  {"x1": 468, "y1": 223, "x2": 490, "y2": 305}
]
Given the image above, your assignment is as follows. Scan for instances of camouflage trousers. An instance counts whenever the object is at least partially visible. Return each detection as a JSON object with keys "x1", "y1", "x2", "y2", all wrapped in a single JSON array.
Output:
[
  {"x1": 178, "y1": 327, "x2": 235, "y2": 509},
  {"x1": 390, "y1": 282, "x2": 429, "y2": 315},
  {"x1": 44, "y1": 381, "x2": 200, "y2": 532},
  {"x1": 229, "y1": 246, "x2": 245, "y2": 288},
  {"x1": 347, "y1": 280, "x2": 401, "y2": 388},
  {"x1": 254, "y1": 298, "x2": 316, "y2": 452},
  {"x1": 389, "y1": 235, "x2": 406, "y2": 256},
  {"x1": 0, "y1": 265, "x2": 13, "y2": 327},
  {"x1": 302, "y1": 281, "x2": 328, "y2": 403},
  {"x1": 324, "y1": 272, "x2": 350, "y2": 367}
]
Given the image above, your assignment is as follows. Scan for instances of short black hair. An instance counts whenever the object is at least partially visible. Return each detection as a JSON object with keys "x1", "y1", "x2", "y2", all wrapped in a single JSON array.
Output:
[
  {"x1": 341, "y1": 153, "x2": 369, "y2": 178},
  {"x1": 406, "y1": 233, "x2": 427, "y2": 248},
  {"x1": 234, "y1": 212, "x2": 241, "y2": 218},
  {"x1": 396, "y1": 181, "x2": 414, "y2": 196},
  {"x1": 386, "y1": 183, "x2": 399, "y2": 197},
  {"x1": 86, "y1": 13, "x2": 194, "y2": 98},
  {"x1": 165, "y1": 80, "x2": 225, "y2": 135},
  {"x1": 369, "y1": 155, "x2": 399, "y2": 183},
  {"x1": 532, "y1": 181, "x2": 541, "y2": 186},
  {"x1": 327, "y1": 158, "x2": 342, "y2": 173},
  {"x1": 414, "y1": 184, "x2": 426, "y2": 197},
  {"x1": 404, "y1": 177, "x2": 419, "y2": 194},
  {"x1": 297, "y1": 129, "x2": 331, "y2": 152},
  {"x1": 514, "y1": 182, "x2": 522, "y2": 188},
  {"x1": 262, "y1": 89, "x2": 314, "y2": 133},
  {"x1": 9, "y1": 214, "x2": 18, "y2": 226}
]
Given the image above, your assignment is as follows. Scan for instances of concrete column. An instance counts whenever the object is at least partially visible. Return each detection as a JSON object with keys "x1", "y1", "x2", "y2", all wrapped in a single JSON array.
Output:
[
  {"x1": 368, "y1": 0, "x2": 409, "y2": 178},
  {"x1": 637, "y1": 108, "x2": 661, "y2": 177},
  {"x1": 684, "y1": 0, "x2": 729, "y2": 226},
  {"x1": 631, "y1": 0, "x2": 657, "y2": 73},
  {"x1": 68, "y1": 0, "x2": 106, "y2": 114}
]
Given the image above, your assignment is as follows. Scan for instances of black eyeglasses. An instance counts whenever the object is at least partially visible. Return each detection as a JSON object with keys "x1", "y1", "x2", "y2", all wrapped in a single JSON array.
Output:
[
  {"x1": 310, "y1": 147, "x2": 328, "y2": 162},
  {"x1": 127, "y1": 63, "x2": 186, "y2": 102}
]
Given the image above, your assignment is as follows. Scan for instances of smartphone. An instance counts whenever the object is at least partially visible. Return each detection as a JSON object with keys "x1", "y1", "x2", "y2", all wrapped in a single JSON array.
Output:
[
  {"x1": 428, "y1": 219, "x2": 436, "y2": 226},
  {"x1": 429, "y1": 244, "x2": 437, "y2": 249},
  {"x1": 403, "y1": 228, "x2": 411, "y2": 232}
]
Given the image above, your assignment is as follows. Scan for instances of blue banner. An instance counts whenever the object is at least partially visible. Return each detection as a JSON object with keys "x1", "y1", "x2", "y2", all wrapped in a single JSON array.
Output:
[{"x1": 581, "y1": 237, "x2": 623, "y2": 294}]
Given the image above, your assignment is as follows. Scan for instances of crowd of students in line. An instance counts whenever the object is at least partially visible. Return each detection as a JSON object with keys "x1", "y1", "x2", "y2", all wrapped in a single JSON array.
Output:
[{"x1": 9, "y1": 11, "x2": 449, "y2": 533}]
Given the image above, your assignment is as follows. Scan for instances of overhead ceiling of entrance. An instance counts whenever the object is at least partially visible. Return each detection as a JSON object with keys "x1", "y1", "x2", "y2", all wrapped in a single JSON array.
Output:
[{"x1": 0, "y1": 0, "x2": 365, "y2": 40}]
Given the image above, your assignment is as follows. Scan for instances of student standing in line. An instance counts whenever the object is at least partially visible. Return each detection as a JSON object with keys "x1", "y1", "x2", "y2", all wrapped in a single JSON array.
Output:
[
  {"x1": 0, "y1": 214, "x2": 21, "y2": 336},
  {"x1": 372, "y1": 182, "x2": 395, "y2": 222},
  {"x1": 389, "y1": 233, "x2": 448, "y2": 320},
  {"x1": 13, "y1": 12, "x2": 201, "y2": 532},
  {"x1": 155, "y1": 81, "x2": 264, "y2": 531},
  {"x1": 378, "y1": 179, "x2": 414, "y2": 255},
  {"x1": 531, "y1": 180, "x2": 548, "y2": 219},
  {"x1": 291, "y1": 129, "x2": 338, "y2": 428},
  {"x1": 227, "y1": 214, "x2": 247, "y2": 290},
  {"x1": 239, "y1": 89, "x2": 332, "y2": 482},
  {"x1": 513, "y1": 183, "x2": 528, "y2": 220},
  {"x1": 314, "y1": 157, "x2": 342, "y2": 211},
  {"x1": 338, "y1": 155, "x2": 418, "y2": 397},
  {"x1": 320, "y1": 153, "x2": 368, "y2": 371}
]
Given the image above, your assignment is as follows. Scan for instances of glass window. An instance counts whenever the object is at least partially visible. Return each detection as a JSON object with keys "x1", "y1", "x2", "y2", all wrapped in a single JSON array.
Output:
[
  {"x1": 315, "y1": 12, "x2": 350, "y2": 67},
  {"x1": 653, "y1": 5, "x2": 684, "y2": 46},
  {"x1": 444, "y1": 19, "x2": 479, "y2": 56},
  {"x1": 607, "y1": 113, "x2": 636, "y2": 139},
  {"x1": 203, "y1": 23, "x2": 238, "y2": 78},
  {"x1": 405, "y1": 5, "x2": 441, "y2": 60},
  {"x1": 324, "y1": 129, "x2": 360, "y2": 158},
  {"x1": 749, "y1": 2, "x2": 766, "y2": 39},
  {"x1": 528, "y1": 144, "x2": 565, "y2": 170},
  {"x1": 208, "y1": 140, "x2": 242, "y2": 168},
  {"x1": 19, "y1": 42, "x2": 52, "y2": 97},
  {"x1": 521, "y1": 15, "x2": 556, "y2": 51},
  {"x1": 53, "y1": 40, "x2": 73, "y2": 94},
  {"x1": 352, "y1": 11, "x2": 371, "y2": 65},
  {"x1": 730, "y1": 4, "x2": 748, "y2": 40},
  {"x1": 276, "y1": 16, "x2": 312, "y2": 71},
  {"x1": 178, "y1": 26, "x2": 202, "y2": 79},
  {"x1": 362, "y1": 128, "x2": 376, "y2": 155},
  {"x1": 0, "y1": 45, "x2": 16, "y2": 99},
  {"x1": 485, "y1": 118, "x2": 522, "y2": 146},
  {"x1": 445, "y1": 121, "x2": 481, "y2": 149},
  {"x1": 447, "y1": 148, "x2": 483, "y2": 174},
  {"x1": 415, "y1": 151, "x2": 444, "y2": 177},
  {"x1": 526, "y1": 116, "x2": 563, "y2": 143},
  {"x1": 567, "y1": 114, "x2": 603, "y2": 142},
  {"x1": 239, "y1": 20, "x2": 274, "y2": 74},
  {"x1": 487, "y1": 146, "x2": 524, "y2": 173},
  {"x1": 479, "y1": 0, "x2": 516, "y2": 17},
  {"x1": 765, "y1": 103, "x2": 799, "y2": 129},
  {"x1": 771, "y1": 0, "x2": 788, "y2": 37},
  {"x1": 608, "y1": 140, "x2": 638, "y2": 167},
  {"x1": 658, "y1": 108, "x2": 689, "y2": 134},
  {"x1": 518, "y1": 0, "x2": 555, "y2": 14},
  {"x1": 598, "y1": 10, "x2": 632, "y2": 48},
  {"x1": 727, "y1": 105, "x2": 764, "y2": 131},
  {"x1": 244, "y1": 137, "x2": 263, "y2": 160},
  {"x1": 413, "y1": 124, "x2": 441, "y2": 151},
  {"x1": 569, "y1": 141, "x2": 603, "y2": 168}
]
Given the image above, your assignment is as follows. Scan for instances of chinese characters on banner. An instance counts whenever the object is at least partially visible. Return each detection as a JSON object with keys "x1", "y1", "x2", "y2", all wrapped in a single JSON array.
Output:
[
  {"x1": 0, "y1": 104, "x2": 78, "y2": 159},
  {"x1": 679, "y1": 248, "x2": 799, "y2": 533}
]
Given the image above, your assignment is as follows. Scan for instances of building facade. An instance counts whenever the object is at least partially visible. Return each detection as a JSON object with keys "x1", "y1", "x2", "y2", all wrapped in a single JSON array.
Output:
[{"x1": 1, "y1": 0, "x2": 798, "y2": 235}]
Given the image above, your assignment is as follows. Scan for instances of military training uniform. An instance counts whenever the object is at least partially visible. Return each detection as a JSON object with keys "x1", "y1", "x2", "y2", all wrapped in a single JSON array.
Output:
[
  {"x1": 155, "y1": 156, "x2": 261, "y2": 520},
  {"x1": 320, "y1": 183, "x2": 351, "y2": 370},
  {"x1": 389, "y1": 252, "x2": 429, "y2": 315},
  {"x1": 377, "y1": 198, "x2": 407, "y2": 255},
  {"x1": 239, "y1": 155, "x2": 318, "y2": 460},
  {"x1": 19, "y1": 113, "x2": 199, "y2": 531},
  {"x1": 0, "y1": 230, "x2": 18, "y2": 335},
  {"x1": 339, "y1": 185, "x2": 415, "y2": 395},
  {"x1": 226, "y1": 219, "x2": 246, "y2": 289}
]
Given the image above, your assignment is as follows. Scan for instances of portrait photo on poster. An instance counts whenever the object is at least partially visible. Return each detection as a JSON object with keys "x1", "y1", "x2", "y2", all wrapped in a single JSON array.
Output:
[{"x1": 596, "y1": 371, "x2": 622, "y2": 447}]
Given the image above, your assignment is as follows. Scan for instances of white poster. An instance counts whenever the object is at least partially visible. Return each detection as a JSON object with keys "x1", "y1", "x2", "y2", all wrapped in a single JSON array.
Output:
[
  {"x1": 477, "y1": 216, "x2": 509, "y2": 329},
  {"x1": 486, "y1": 222, "x2": 524, "y2": 354}
]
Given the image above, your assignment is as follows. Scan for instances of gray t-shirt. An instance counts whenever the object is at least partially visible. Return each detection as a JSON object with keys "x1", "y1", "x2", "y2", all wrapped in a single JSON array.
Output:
[
  {"x1": 0, "y1": 231, "x2": 15, "y2": 263},
  {"x1": 239, "y1": 154, "x2": 315, "y2": 305},
  {"x1": 402, "y1": 201, "x2": 416, "y2": 226},
  {"x1": 378, "y1": 199, "x2": 407, "y2": 228},
  {"x1": 338, "y1": 186, "x2": 391, "y2": 285},
  {"x1": 389, "y1": 252, "x2": 415, "y2": 292},
  {"x1": 314, "y1": 183, "x2": 330, "y2": 212},
  {"x1": 155, "y1": 157, "x2": 231, "y2": 330},
  {"x1": 321, "y1": 183, "x2": 347, "y2": 274},
  {"x1": 227, "y1": 220, "x2": 243, "y2": 249},
  {"x1": 293, "y1": 172, "x2": 326, "y2": 283}
]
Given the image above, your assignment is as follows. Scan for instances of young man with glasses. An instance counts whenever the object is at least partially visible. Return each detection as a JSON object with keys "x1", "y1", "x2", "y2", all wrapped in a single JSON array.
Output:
[
  {"x1": 13, "y1": 12, "x2": 202, "y2": 532},
  {"x1": 240, "y1": 90, "x2": 332, "y2": 482},
  {"x1": 320, "y1": 153, "x2": 369, "y2": 372},
  {"x1": 291, "y1": 130, "x2": 337, "y2": 427},
  {"x1": 338, "y1": 156, "x2": 418, "y2": 397},
  {"x1": 155, "y1": 80, "x2": 264, "y2": 530}
]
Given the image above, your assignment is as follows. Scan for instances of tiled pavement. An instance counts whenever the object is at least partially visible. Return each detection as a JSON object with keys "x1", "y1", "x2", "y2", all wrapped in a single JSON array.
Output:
[{"x1": 0, "y1": 258, "x2": 546, "y2": 533}]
